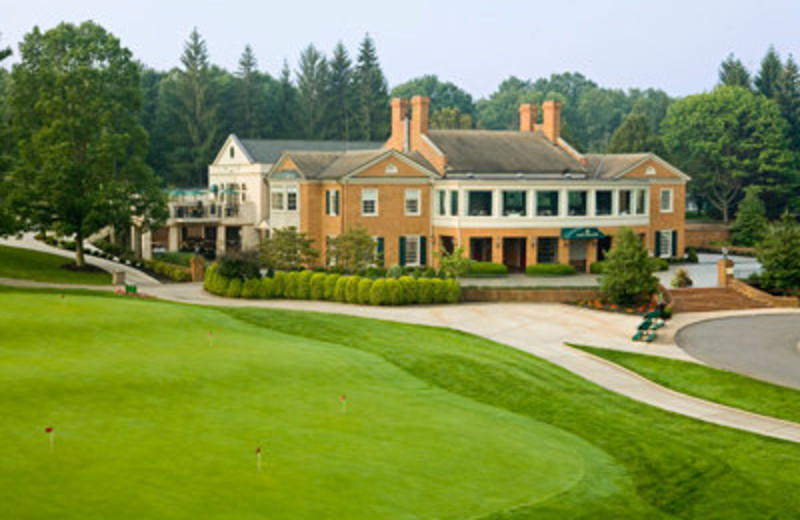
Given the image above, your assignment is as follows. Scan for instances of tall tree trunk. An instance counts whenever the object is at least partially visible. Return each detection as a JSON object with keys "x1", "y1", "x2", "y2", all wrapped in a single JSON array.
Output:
[{"x1": 75, "y1": 230, "x2": 85, "y2": 267}]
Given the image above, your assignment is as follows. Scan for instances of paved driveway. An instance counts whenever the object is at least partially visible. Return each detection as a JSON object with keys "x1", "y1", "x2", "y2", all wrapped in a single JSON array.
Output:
[{"x1": 676, "y1": 314, "x2": 800, "y2": 390}]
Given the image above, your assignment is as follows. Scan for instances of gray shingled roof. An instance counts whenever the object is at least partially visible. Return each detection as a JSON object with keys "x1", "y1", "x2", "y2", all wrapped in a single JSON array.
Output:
[
  {"x1": 426, "y1": 130, "x2": 587, "y2": 174},
  {"x1": 279, "y1": 149, "x2": 435, "y2": 180},
  {"x1": 584, "y1": 153, "x2": 650, "y2": 179},
  {"x1": 239, "y1": 139, "x2": 383, "y2": 164}
]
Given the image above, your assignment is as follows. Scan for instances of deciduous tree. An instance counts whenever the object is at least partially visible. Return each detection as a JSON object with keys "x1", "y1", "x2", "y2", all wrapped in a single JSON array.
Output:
[
  {"x1": 608, "y1": 113, "x2": 663, "y2": 154},
  {"x1": 6, "y1": 22, "x2": 166, "y2": 266},
  {"x1": 327, "y1": 226, "x2": 375, "y2": 273},
  {"x1": 260, "y1": 227, "x2": 319, "y2": 271}
]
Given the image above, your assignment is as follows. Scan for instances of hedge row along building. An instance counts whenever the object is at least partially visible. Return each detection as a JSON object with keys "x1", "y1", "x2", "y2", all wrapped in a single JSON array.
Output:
[{"x1": 142, "y1": 96, "x2": 689, "y2": 272}]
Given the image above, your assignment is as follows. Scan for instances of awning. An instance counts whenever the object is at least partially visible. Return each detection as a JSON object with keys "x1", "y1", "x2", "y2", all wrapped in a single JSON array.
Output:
[{"x1": 561, "y1": 227, "x2": 605, "y2": 240}]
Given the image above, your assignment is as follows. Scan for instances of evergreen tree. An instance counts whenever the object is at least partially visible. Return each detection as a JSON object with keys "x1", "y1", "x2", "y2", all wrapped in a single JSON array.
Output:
[
  {"x1": 271, "y1": 60, "x2": 300, "y2": 138},
  {"x1": 600, "y1": 228, "x2": 659, "y2": 305},
  {"x1": 776, "y1": 55, "x2": 800, "y2": 149},
  {"x1": 296, "y1": 44, "x2": 330, "y2": 139},
  {"x1": 327, "y1": 41, "x2": 354, "y2": 141},
  {"x1": 755, "y1": 46, "x2": 783, "y2": 99},
  {"x1": 234, "y1": 44, "x2": 268, "y2": 138},
  {"x1": 352, "y1": 34, "x2": 389, "y2": 141},
  {"x1": 608, "y1": 113, "x2": 663, "y2": 154},
  {"x1": 731, "y1": 186, "x2": 768, "y2": 246},
  {"x1": 756, "y1": 213, "x2": 800, "y2": 294},
  {"x1": 718, "y1": 53, "x2": 752, "y2": 89}
]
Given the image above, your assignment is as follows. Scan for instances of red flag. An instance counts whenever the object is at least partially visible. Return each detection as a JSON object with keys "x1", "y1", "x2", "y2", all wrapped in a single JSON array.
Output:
[
  {"x1": 208, "y1": 331, "x2": 213, "y2": 337},
  {"x1": 45, "y1": 427, "x2": 53, "y2": 433},
  {"x1": 340, "y1": 395, "x2": 346, "y2": 402},
  {"x1": 256, "y1": 446, "x2": 261, "y2": 453}
]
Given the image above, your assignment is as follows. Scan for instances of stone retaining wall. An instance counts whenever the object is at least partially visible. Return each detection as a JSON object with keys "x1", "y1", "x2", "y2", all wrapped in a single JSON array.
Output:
[
  {"x1": 462, "y1": 287, "x2": 601, "y2": 303},
  {"x1": 729, "y1": 279, "x2": 799, "y2": 308}
]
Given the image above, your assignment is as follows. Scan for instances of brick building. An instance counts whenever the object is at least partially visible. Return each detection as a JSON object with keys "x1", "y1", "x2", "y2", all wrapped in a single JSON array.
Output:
[{"x1": 142, "y1": 96, "x2": 688, "y2": 272}]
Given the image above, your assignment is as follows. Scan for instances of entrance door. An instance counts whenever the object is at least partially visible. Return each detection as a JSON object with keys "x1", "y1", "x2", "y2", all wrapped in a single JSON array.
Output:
[
  {"x1": 598, "y1": 236, "x2": 613, "y2": 261},
  {"x1": 502, "y1": 237, "x2": 526, "y2": 271},
  {"x1": 569, "y1": 240, "x2": 587, "y2": 272},
  {"x1": 469, "y1": 237, "x2": 492, "y2": 262}
]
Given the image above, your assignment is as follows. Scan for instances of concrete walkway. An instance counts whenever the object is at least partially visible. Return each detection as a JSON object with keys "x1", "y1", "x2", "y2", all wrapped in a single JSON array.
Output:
[
  {"x1": 146, "y1": 282, "x2": 800, "y2": 444},
  {"x1": 0, "y1": 233, "x2": 161, "y2": 286}
]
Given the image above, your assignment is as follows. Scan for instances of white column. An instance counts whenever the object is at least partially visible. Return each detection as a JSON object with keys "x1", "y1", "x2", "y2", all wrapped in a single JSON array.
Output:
[
  {"x1": 216, "y1": 225, "x2": 226, "y2": 257},
  {"x1": 559, "y1": 189, "x2": 568, "y2": 217},
  {"x1": 612, "y1": 189, "x2": 619, "y2": 216},
  {"x1": 130, "y1": 225, "x2": 142, "y2": 258},
  {"x1": 168, "y1": 226, "x2": 180, "y2": 252},
  {"x1": 142, "y1": 231, "x2": 153, "y2": 261},
  {"x1": 528, "y1": 189, "x2": 535, "y2": 217},
  {"x1": 587, "y1": 189, "x2": 595, "y2": 217}
]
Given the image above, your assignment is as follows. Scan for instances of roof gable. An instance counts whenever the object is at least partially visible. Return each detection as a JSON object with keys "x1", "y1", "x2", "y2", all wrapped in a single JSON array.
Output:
[
  {"x1": 586, "y1": 153, "x2": 690, "y2": 181},
  {"x1": 212, "y1": 135, "x2": 254, "y2": 166}
]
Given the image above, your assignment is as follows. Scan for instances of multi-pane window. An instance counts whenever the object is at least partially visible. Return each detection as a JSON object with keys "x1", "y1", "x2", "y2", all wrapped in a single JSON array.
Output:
[
  {"x1": 362, "y1": 188, "x2": 378, "y2": 216},
  {"x1": 271, "y1": 191, "x2": 284, "y2": 211},
  {"x1": 595, "y1": 190, "x2": 612, "y2": 216},
  {"x1": 636, "y1": 189, "x2": 647, "y2": 215},
  {"x1": 536, "y1": 191, "x2": 559, "y2": 216},
  {"x1": 536, "y1": 237, "x2": 559, "y2": 264},
  {"x1": 450, "y1": 190, "x2": 459, "y2": 216},
  {"x1": 502, "y1": 190, "x2": 527, "y2": 216},
  {"x1": 618, "y1": 190, "x2": 632, "y2": 215},
  {"x1": 405, "y1": 189, "x2": 421, "y2": 216},
  {"x1": 467, "y1": 191, "x2": 493, "y2": 216},
  {"x1": 568, "y1": 190, "x2": 587, "y2": 216},
  {"x1": 660, "y1": 188, "x2": 673, "y2": 213},
  {"x1": 405, "y1": 236, "x2": 420, "y2": 266},
  {"x1": 326, "y1": 189, "x2": 339, "y2": 216},
  {"x1": 287, "y1": 187, "x2": 298, "y2": 211}
]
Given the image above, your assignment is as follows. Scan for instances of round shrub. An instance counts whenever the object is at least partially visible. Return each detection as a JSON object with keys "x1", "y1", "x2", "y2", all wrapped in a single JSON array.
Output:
[
  {"x1": 324, "y1": 274, "x2": 341, "y2": 300},
  {"x1": 589, "y1": 261, "x2": 607, "y2": 275},
  {"x1": 216, "y1": 251, "x2": 260, "y2": 280},
  {"x1": 398, "y1": 275, "x2": 418, "y2": 304},
  {"x1": 257, "y1": 277, "x2": 275, "y2": 299},
  {"x1": 417, "y1": 278, "x2": 434, "y2": 304},
  {"x1": 334, "y1": 276, "x2": 350, "y2": 302},
  {"x1": 241, "y1": 278, "x2": 261, "y2": 299},
  {"x1": 431, "y1": 278, "x2": 447, "y2": 303},
  {"x1": 651, "y1": 258, "x2": 669, "y2": 272},
  {"x1": 369, "y1": 279, "x2": 387, "y2": 305},
  {"x1": 272, "y1": 272, "x2": 287, "y2": 298},
  {"x1": 346, "y1": 276, "x2": 362, "y2": 304},
  {"x1": 226, "y1": 278, "x2": 243, "y2": 298},
  {"x1": 384, "y1": 278, "x2": 403, "y2": 305},
  {"x1": 310, "y1": 273, "x2": 327, "y2": 300},
  {"x1": 203, "y1": 264, "x2": 217, "y2": 292},
  {"x1": 296, "y1": 270, "x2": 313, "y2": 299},
  {"x1": 445, "y1": 279, "x2": 461, "y2": 303},
  {"x1": 357, "y1": 278, "x2": 374, "y2": 304},
  {"x1": 284, "y1": 272, "x2": 299, "y2": 299}
]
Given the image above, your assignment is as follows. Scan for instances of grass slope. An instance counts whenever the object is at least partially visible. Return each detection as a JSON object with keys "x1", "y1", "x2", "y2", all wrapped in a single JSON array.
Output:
[
  {"x1": 570, "y1": 344, "x2": 800, "y2": 424},
  {"x1": 0, "y1": 245, "x2": 110, "y2": 285},
  {"x1": 1, "y1": 289, "x2": 800, "y2": 518}
]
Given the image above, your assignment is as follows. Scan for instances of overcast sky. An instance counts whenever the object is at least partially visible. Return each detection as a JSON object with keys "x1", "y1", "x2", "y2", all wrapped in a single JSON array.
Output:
[{"x1": 3, "y1": 0, "x2": 799, "y2": 99}]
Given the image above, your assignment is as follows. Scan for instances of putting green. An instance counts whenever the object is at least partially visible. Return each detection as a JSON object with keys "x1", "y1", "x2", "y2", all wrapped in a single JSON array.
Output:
[{"x1": 0, "y1": 291, "x2": 623, "y2": 519}]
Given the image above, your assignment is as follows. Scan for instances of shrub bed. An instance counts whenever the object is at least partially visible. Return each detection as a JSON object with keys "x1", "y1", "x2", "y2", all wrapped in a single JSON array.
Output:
[
  {"x1": 146, "y1": 259, "x2": 192, "y2": 282},
  {"x1": 203, "y1": 267, "x2": 461, "y2": 306},
  {"x1": 526, "y1": 264, "x2": 576, "y2": 276},
  {"x1": 466, "y1": 262, "x2": 509, "y2": 277}
]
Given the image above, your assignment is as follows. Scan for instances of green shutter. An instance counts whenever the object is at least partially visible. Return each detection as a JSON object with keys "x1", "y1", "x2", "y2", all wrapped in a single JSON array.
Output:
[
  {"x1": 420, "y1": 237, "x2": 427, "y2": 266},
  {"x1": 450, "y1": 191, "x2": 458, "y2": 216},
  {"x1": 671, "y1": 230, "x2": 677, "y2": 257},
  {"x1": 399, "y1": 236, "x2": 406, "y2": 266},
  {"x1": 376, "y1": 237, "x2": 384, "y2": 266},
  {"x1": 334, "y1": 190, "x2": 340, "y2": 215},
  {"x1": 325, "y1": 190, "x2": 330, "y2": 215}
]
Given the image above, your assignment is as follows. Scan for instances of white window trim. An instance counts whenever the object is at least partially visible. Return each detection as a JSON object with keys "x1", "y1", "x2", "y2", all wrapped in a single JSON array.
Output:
[
  {"x1": 286, "y1": 187, "x2": 299, "y2": 212},
  {"x1": 404, "y1": 235, "x2": 421, "y2": 267},
  {"x1": 660, "y1": 188, "x2": 674, "y2": 213},
  {"x1": 405, "y1": 188, "x2": 421, "y2": 216},
  {"x1": 271, "y1": 189, "x2": 285, "y2": 211},
  {"x1": 362, "y1": 188, "x2": 378, "y2": 217},
  {"x1": 326, "y1": 189, "x2": 339, "y2": 216},
  {"x1": 658, "y1": 230, "x2": 674, "y2": 259}
]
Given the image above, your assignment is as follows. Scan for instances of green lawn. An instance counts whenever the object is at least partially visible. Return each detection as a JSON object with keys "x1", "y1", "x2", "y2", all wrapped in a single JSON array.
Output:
[
  {"x1": 1, "y1": 288, "x2": 799, "y2": 518},
  {"x1": 570, "y1": 344, "x2": 800, "y2": 424},
  {"x1": 0, "y1": 245, "x2": 110, "y2": 284}
]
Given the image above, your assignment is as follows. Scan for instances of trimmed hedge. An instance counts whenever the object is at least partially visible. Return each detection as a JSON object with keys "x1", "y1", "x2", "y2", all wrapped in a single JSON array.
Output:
[
  {"x1": 203, "y1": 267, "x2": 459, "y2": 306},
  {"x1": 466, "y1": 262, "x2": 509, "y2": 277},
  {"x1": 526, "y1": 264, "x2": 576, "y2": 276},
  {"x1": 147, "y1": 259, "x2": 192, "y2": 282},
  {"x1": 590, "y1": 261, "x2": 607, "y2": 274}
]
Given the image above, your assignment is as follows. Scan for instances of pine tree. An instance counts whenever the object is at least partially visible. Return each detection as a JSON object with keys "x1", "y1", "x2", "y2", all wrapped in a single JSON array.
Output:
[
  {"x1": 776, "y1": 55, "x2": 800, "y2": 150},
  {"x1": 235, "y1": 44, "x2": 266, "y2": 138},
  {"x1": 599, "y1": 228, "x2": 659, "y2": 305},
  {"x1": 296, "y1": 44, "x2": 330, "y2": 139},
  {"x1": 352, "y1": 34, "x2": 389, "y2": 141},
  {"x1": 327, "y1": 41, "x2": 354, "y2": 141},
  {"x1": 171, "y1": 27, "x2": 220, "y2": 186},
  {"x1": 756, "y1": 213, "x2": 800, "y2": 294},
  {"x1": 718, "y1": 53, "x2": 752, "y2": 89},
  {"x1": 755, "y1": 46, "x2": 783, "y2": 98},
  {"x1": 731, "y1": 186, "x2": 768, "y2": 246},
  {"x1": 271, "y1": 60, "x2": 299, "y2": 138}
]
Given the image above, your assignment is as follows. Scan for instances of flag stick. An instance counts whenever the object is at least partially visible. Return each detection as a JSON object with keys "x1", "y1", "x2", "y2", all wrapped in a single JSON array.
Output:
[
  {"x1": 208, "y1": 330, "x2": 213, "y2": 347},
  {"x1": 340, "y1": 394, "x2": 347, "y2": 413},
  {"x1": 256, "y1": 446, "x2": 262, "y2": 473},
  {"x1": 45, "y1": 427, "x2": 54, "y2": 452}
]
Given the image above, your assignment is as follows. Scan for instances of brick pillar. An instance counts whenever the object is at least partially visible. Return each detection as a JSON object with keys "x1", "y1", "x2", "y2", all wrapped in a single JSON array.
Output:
[
  {"x1": 717, "y1": 259, "x2": 734, "y2": 287},
  {"x1": 586, "y1": 240, "x2": 598, "y2": 273},
  {"x1": 190, "y1": 255, "x2": 205, "y2": 282},
  {"x1": 492, "y1": 237, "x2": 503, "y2": 264},
  {"x1": 558, "y1": 239, "x2": 570, "y2": 266}
]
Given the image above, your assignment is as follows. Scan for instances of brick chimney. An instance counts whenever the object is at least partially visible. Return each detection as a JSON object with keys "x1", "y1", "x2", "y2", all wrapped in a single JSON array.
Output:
[
  {"x1": 542, "y1": 100, "x2": 562, "y2": 142},
  {"x1": 519, "y1": 104, "x2": 538, "y2": 132},
  {"x1": 410, "y1": 96, "x2": 430, "y2": 149},
  {"x1": 387, "y1": 98, "x2": 409, "y2": 151}
]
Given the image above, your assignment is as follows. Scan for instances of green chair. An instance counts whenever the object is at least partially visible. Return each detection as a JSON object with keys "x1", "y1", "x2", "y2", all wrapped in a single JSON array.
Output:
[
  {"x1": 645, "y1": 332, "x2": 657, "y2": 343},
  {"x1": 632, "y1": 331, "x2": 644, "y2": 341}
]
